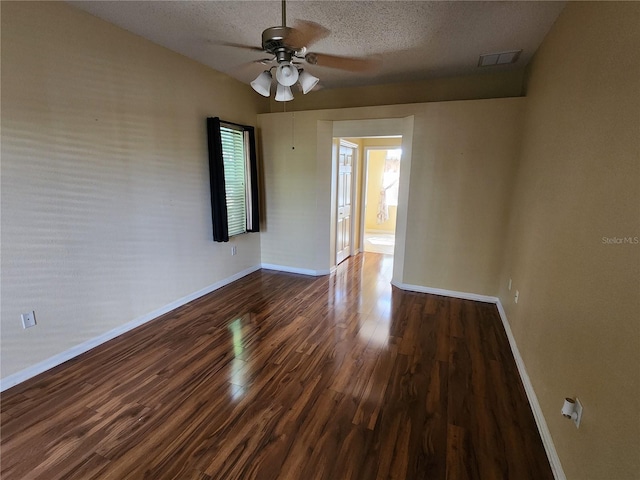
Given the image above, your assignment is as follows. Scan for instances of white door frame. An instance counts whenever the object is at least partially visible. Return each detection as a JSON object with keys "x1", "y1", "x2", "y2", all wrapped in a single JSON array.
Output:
[
  {"x1": 328, "y1": 116, "x2": 415, "y2": 284},
  {"x1": 335, "y1": 139, "x2": 358, "y2": 265}
]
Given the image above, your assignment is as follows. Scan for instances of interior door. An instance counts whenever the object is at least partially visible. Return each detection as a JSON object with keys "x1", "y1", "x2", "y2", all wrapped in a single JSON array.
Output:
[{"x1": 336, "y1": 141, "x2": 356, "y2": 265}]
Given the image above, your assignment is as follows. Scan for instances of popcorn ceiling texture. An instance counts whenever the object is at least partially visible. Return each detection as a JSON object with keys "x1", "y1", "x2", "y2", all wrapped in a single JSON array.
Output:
[{"x1": 70, "y1": 1, "x2": 565, "y2": 89}]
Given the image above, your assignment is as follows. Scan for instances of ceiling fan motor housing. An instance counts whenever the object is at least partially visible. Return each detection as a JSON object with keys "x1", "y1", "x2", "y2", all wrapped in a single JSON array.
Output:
[{"x1": 262, "y1": 26, "x2": 295, "y2": 62}]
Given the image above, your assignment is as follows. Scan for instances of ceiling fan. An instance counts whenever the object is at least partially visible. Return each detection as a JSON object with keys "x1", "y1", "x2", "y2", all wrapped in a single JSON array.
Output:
[{"x1": 225, "y1": 0, "x2": 379, "y2": 101}]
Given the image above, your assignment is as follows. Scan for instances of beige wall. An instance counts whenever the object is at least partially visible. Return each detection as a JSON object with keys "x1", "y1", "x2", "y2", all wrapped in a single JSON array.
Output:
[
  {"x1": 258, "y1": 98, "x2": 524, "y2": 294},
  {"x1": 0, "y1": 2, "x2": 269, "y2": 379},
  {"x1": 6, "y1": 5, "x2": 635, "y2": 477},
  {"x1": 269, "y1": 69, "x2": 525, "y2": 112},
  {"x1": 498, "y1": 2, "x2": 640, "y2": 479}
]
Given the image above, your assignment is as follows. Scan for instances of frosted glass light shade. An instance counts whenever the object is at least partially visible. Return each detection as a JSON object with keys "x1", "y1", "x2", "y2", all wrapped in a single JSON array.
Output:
[
  {"x1": 298, "y1": 70, "x2": 319, "y2": 94},
  {"x1": 275, "y1": 83, "x2": 294, "y2": 102},
  {"x1": 275, "y1": 63, "x2": 299, "y2": 87},
  {"x1": 250, "y1": 71, "x2": 272, "y2": 97}
]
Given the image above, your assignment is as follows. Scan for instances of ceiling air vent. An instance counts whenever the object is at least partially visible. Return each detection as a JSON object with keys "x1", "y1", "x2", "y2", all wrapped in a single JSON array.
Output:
[{"x1": 478, "y1": 50, "x2": 522, "y2": 67}]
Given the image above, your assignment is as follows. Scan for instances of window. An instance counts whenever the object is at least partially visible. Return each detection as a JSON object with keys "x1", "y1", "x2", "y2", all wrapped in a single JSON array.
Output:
[
  {"x1": 220, "y1": 125, "x2": 248, "y2": 236},
  {"x1": 207, "y1": 117, "x2": 259, "y2": 242},
  {"x1": 383, "y1": 149, "x2": 401, "y2": 207}
]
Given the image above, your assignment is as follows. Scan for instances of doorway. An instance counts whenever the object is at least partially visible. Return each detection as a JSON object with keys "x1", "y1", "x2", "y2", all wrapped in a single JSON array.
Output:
[
  {"x1": 328, "y1": 116, "x2": 414, "y2": 284},
  {"x1": 332, "y1": 136, "x2": 402, "y2": 266},
  {"x1": 362, "y1": 145, "x2": 402, "y2": 256}
]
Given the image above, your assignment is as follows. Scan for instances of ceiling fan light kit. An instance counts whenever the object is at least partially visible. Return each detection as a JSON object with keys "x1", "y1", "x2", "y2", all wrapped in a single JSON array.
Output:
[
  {"x1": 275, "y1": 83, "x2": 294, "y2": 102},
  {"x1": 275, "y1": 62, "x2": 299, "y2": 87},
  {"x1": 298, "y1": 69, "x2": 320, "y2": 94},
  {"x1": 252, "y1": 64, "x2": 318, "y2": 101},
  {"x1": 250, "y1": 70, "x2": 273, "y2": 97}
]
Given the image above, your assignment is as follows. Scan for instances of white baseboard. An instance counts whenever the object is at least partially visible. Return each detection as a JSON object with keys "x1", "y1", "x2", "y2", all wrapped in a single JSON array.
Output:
[
  {"x1": 392, "y1": 281, "x2": 564, "y2": 479},
  {"x1": 261, "y1": 263, "x2": 329, "y2": 277},
  {"x1": 390, "y1": 280, "x2": 498, "y2": 304},
  {"x1": 0, "y1": 264, "x2": 262, "y2": 392},
  {"x1": 495, "y1": 300, "x2": 566, "y2": 480}
]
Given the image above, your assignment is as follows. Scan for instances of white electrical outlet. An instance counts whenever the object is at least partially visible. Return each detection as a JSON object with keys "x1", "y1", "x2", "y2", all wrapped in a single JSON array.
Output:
[
  {"x1": 508, "y1": 278, "x2": 512, "y2": 291},
  {"x1": 21, "y1": 311, "x2": 37, "y2": 329},
  {"x1": 573, "y1": 398, "x2": 583, "y2": 428},
  {"x1": 231, "y1": 246, "x2": 237, "y2": 256},
  {"x1": 514, "y1": 290, "x2": 519, "y2": 304}
]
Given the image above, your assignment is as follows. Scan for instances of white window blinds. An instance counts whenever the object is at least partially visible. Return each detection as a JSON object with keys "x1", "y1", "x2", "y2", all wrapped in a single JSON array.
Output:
[{"x1": 220, "y1": 125, "x2": 247, "y2": 237}]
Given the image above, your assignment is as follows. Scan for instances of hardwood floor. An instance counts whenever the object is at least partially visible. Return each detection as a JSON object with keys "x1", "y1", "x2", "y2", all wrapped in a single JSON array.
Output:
[{"x1": 0, "y1": 253, "x2": 553, "y2": 480}]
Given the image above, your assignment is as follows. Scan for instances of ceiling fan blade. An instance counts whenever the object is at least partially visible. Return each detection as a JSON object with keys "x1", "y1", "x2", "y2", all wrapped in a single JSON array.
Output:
[
  {"x1": 305, "y1": 52, "x2": 381, "y2": 72},
  {"x1": 227, "y1": 58, "x2": 274, "y2": 78},
  {"x1": 285, "y1": 20, "x2": 330, "y2": 49},
  {"x1": 221, "y1": 42, "x2": 265, "y2": 53}
]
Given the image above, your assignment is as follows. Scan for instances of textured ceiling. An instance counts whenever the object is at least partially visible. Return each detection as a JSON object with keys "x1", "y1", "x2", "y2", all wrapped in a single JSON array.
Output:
[{"x1": 69, "y1": 1, "x2": 566, "y2": 90}]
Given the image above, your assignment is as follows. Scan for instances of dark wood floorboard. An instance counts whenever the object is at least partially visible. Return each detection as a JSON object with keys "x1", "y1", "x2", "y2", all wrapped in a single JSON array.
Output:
[{"x1": 1, "y1": 253, "x2": 553, "y2": 480}]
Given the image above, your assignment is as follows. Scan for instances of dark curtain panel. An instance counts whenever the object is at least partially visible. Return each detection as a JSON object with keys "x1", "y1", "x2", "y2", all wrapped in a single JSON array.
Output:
[
  {"x1": 246, "y1": 126, "x2": 260, "y2": 233},
  {"x1": 207, "y1": 117, "x2": 229, "y2": 242}
]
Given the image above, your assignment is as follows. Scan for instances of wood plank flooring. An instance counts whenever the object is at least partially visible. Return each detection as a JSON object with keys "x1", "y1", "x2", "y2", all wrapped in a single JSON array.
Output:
[{"x1": 1, "y1": 253, "x2": 554, "y2": 480}]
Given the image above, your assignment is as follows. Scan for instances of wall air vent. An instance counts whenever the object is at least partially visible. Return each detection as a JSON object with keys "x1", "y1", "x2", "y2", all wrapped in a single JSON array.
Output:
[{"x1": 478, "y1": 50, "x2": 522, "y2": 67}]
